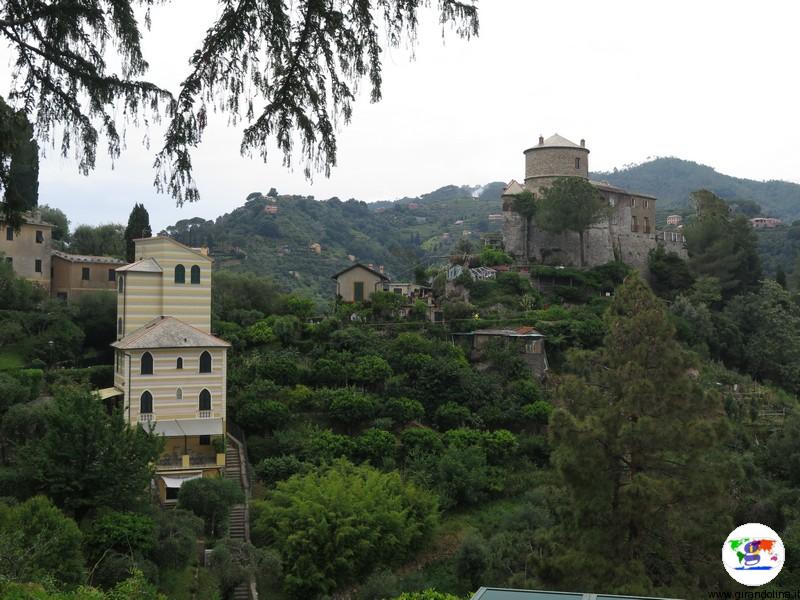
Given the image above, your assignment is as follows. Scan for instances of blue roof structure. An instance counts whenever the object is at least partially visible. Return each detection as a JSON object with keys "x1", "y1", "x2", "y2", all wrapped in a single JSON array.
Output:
[{"x1": 470, "y1": 588, "x2": 681, "y2": 600}]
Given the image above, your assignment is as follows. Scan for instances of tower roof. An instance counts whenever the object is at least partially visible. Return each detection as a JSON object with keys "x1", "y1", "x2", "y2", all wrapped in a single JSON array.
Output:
[
  {"x1": 524, "y1": 133, "x2": 589, "y2": 155},
  {"x1": 111, "y1": 316, "x2": 230, "y2": 350},
  {"x1": 538, "y1": 134, "x2": 580, "y2": 148}
]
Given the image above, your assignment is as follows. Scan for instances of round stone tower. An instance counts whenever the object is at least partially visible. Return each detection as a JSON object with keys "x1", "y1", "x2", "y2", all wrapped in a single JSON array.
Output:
[{"x1": 523, "y1": 134, "x2": 590, "y2": 194}]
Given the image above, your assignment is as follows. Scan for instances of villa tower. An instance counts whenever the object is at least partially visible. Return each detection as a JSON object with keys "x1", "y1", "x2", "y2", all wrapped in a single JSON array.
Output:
[{"x1": 109, "y1": 236, "x2": 229, "y2": 504}]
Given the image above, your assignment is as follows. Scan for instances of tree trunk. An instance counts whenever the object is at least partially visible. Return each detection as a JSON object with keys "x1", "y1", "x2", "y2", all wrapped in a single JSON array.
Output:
[{"x1": 579, "y1": 230, "x2": 586, "y2": 267}]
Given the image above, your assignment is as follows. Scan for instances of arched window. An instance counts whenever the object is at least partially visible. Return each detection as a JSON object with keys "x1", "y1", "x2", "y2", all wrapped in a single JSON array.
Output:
[
  {"x1": 117, "y1": 318, "x2": 123, "y2": 335},
  {"x1": 199, "y1": 389, "x2": 211, "y2": 411},
  {"x1": 140, "y1": 391, "x2": 153, "y2": 414},
  {"x1": 190, "y1": 265, "x2": 200, "y2": 284},
  {"x1": 141, "y1": 352, "x2": 153, "y2": 375},
  {"x1": 118, "y1": 276, "x2": 124, "y2": 293},
  {"x1": 174, "y1": 264, "x2": 185, "y2": 284},
  {"x1": 176, "y1": 388, "x2": 183, "y2": 401},
  {"x1": 176, "y1": 357, "x2": 183, "y2": 370},
  {"x1": 199, "y1": 351, "x2": 212, "y2": 373}
]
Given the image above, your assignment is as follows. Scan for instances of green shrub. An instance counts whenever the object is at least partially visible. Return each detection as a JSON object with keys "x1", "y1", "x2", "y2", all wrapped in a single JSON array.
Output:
[
  {"x1": 255, "y1": 455, "x2": 310, "y2": 487},
  {"x1": 522, "y1": 400, "x2": 554, "y2": 425},
  {"x1": 177, "y1": 477, "x2": 244, "y2": 537},
  {"x1": 400, "y1": 427, "x2": 443, "y2": 460},
  {"x1": 354, "y1": 428, "x2": 396, "y2": 466},
  {"x1": 251, "y1": 460, "x2": 438, "y2": 599}
]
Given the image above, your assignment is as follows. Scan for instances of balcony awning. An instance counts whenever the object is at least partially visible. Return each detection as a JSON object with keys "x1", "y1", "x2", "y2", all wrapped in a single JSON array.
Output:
[
  {"x1": 160, "y1": 473, "x2": 202, "y2": 489},
  {"x1": 152, "y1": 418, "x2": 223, "y2": 437},
  {"x1": 96, "y1": 387, "x2": 123, "y2": 401},
  {"x1": 178, "y1": 418, "x2": 224, "y2": 436},
  {"x1": 151, "y1": 420, "x2": 184, "y2": 437}
]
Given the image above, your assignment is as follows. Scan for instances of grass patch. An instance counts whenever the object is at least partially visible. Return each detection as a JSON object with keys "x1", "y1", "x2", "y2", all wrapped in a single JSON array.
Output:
[{"x1": 0, "y1": 350, "x2": 24, "y2": 370}]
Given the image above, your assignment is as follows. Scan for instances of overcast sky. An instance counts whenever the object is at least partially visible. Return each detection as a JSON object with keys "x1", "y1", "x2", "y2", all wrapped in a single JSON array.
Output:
[{"x1": 5, "y1": 0, "x2": 800, "y2": 231}]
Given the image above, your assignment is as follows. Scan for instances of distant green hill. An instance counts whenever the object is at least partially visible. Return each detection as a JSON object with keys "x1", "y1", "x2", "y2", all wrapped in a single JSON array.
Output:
[
  {"x1": 162, "y1": 184, "x2": 506, "y2": 302},
  {"x1": 592, "y1": 158, "x2": 800, "y2": 222}
]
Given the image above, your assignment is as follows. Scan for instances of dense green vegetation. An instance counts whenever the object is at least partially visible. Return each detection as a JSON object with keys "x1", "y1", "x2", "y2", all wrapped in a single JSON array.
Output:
[{"x1": 5, "y1": 179, "x2": 800, "y2": 599}]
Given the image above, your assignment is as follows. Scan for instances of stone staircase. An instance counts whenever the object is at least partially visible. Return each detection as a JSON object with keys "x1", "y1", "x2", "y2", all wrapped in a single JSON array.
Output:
[{"x1": 225, "y1": 433, "x2": 257, "y2": 600}]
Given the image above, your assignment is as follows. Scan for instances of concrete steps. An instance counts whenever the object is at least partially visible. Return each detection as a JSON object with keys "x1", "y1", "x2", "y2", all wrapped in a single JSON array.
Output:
[
  {"x1": 229, "y1": 504, "x2": 246, "y2": 540},
  {"x1": 225, "y1": 433, "x2": 256, "y2": 600}
]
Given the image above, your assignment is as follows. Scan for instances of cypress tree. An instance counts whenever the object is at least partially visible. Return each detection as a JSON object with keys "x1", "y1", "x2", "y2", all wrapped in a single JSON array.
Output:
[{"x1": 125, "y1": 203, "x2": 152, "y2": 262}]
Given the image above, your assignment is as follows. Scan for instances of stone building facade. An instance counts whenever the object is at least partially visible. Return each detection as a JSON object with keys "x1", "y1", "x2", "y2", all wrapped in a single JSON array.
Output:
[
  {"x1": 51, "y1": 250, "x2": 126, "y2": 300},
  {"x1": 0, "y1": 213, "x2": 53, "y2": 287},
  {"x1": 502, "y1": 134, "x2": 686, "y2": 272}
]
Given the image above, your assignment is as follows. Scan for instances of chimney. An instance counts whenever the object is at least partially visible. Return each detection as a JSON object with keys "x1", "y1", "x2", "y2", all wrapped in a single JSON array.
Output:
[
  {"x1": 538, "y1": 134, "x2": 544, "y2": 145},
  {"x1": 379, "y1": 265, "x2": 384, "y2": 274},
  {"x1": 580, "y1": 139, "x2": 586, "y2": 148}
]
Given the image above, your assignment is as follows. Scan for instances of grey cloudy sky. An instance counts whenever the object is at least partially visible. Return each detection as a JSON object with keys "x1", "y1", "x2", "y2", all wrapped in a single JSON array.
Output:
[{"x1": 6, "y1": 0, "x2": 800, "y2": 231}]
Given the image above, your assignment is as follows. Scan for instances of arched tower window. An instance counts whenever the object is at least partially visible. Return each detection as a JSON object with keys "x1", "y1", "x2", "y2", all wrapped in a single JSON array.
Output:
[
  {"x1": 199, "y1": 351, "x2": 212, "y2": 373},
  {"x1": 176, "y1": 357, "x2": 183, "y2": 370},
  {"x1": 141, "y1": 352, "x2": 153, "y2": 375},
  {"x1": 118, "y1": 276, "x2": 124, "y2": 293},
  {"x1": 117, "y1": 318, "x2": 123, "y2": 335},
  {"x1": 199, "y1": 389, "x2": 211, "y2": 411},
  {"x1": 190, "y1": 265, "x2": 200, "y2": 284},
  {"x1": 140, "y1": 391, "x2": 153, "y2": 414},
  {"x1": 174, "y1": 264, "x2": 185, "y2": 284},
  {"x1": 176, "y1": 388, "x2": 183, "y2": 401}
]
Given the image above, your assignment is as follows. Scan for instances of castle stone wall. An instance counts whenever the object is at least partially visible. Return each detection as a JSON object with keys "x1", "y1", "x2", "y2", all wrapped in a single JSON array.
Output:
[{"x1": 502, "y1": 210, "x2": 526, "y2": 259}]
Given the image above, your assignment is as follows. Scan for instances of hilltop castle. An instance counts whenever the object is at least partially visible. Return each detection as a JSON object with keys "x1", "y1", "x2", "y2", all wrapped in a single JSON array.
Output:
[{"x1": 502, "y1": 134, "x2": 686, "y2": 271}]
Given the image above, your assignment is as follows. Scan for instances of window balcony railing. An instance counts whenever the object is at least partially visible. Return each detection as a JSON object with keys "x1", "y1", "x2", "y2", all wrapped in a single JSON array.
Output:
[
  {"x1": 139, "y1": 413, "x2": 154, "y2": 422},
  {"x1": 156, "y1": 452, "x2": 221, "y2": 469},
  {"x1": 198, "y1": 410, "x2": 212, "y2": 419}
]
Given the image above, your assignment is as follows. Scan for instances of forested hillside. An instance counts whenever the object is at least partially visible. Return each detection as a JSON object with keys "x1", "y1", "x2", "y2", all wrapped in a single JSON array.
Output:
[
  {"x1": 592, "y1": 157, "x2": 800, "y2": 221},
  {"x1": 162, "y1": 184, "x2": 506, "y2": 302},
  {"x1": 6, "y1": 188, "x2": 800, "y2": 599}
]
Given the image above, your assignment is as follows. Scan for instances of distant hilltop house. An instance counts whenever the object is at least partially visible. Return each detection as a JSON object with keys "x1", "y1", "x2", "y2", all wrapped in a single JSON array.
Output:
[
  {"x1": 750, "y1": 217, "x2": 782, "y2": 229},
  {"x1": 451, "y1": 326, "x2": 548, "y2": 379},
  {"x1": 502, "y1": 134, "x2": 687, "y2": 272},
  {"x1": 332, "y1": 263, "x2": 443, "y2": 322},
  {"x1": 264, "y1": 204, "x2": 279, "y2": 214},
  {"x1": 488, "y1": 213, "x2": 504, "y2": 222},
  {"x1": 309, "y1": 242, "x2": 322, "y2": 254},
  {"x1": 332, "y1": 263, "x2": 389, "y2": 303},
  {"x1": 104, "y1": 236, "x2": 231, "y2": 505},
  {"x1": 666, "y1": 214, "x2": 683, "y2": 226}
]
